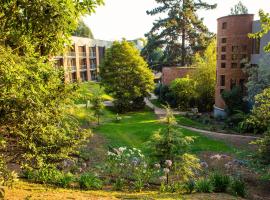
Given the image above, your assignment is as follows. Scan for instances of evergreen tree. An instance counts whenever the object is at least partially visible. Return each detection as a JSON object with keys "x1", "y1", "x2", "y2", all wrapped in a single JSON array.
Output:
[
  {"x1": 73, "y1": 20, "x2": 94, "y2": 38},
  {"x1": 145, "y1": 0, "x2": 216, "y2": 66},
  {"x1": 100, "y1": 40, "x2": 154, "y2": 113},
  {"x1": 230, "y1": 1, "x2": 248, "y2": 15}
]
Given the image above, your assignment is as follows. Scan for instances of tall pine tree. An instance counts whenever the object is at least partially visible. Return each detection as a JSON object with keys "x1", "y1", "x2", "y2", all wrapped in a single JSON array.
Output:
[{"x1": 145, "y1": 0, "x2": 216, "y2": 66}]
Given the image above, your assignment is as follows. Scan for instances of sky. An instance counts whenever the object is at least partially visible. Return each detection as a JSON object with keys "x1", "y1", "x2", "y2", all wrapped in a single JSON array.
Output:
[{"x1": 84, "y1": 0, "x2": 270, "y2": 41}]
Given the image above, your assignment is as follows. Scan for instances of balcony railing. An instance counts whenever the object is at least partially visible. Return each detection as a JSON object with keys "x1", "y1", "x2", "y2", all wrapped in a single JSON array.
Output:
[
  {"x1": 67, "y1": 52, "x2": 76, "y2": 57},
  {"x1": 80, "y1": 65, "x2": 87, "y2": 70},
  {"x1": 90, "y1": 53, "x2": 96, "y2": 58},
  {"x1": 70, "y1": 66, "x2": 76, "y2": 71},
  {"x1": 79, "y1": 52, "x2": 86, "y2": 57},
  {"x1": 90, "y1": 64, "x2": 96, "y2": 70}
]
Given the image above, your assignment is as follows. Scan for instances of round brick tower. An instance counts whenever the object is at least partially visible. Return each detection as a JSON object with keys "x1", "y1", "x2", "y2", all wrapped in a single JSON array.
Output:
[{"x1": 214, "y1": 14, "x2": 254, "y2": 117}]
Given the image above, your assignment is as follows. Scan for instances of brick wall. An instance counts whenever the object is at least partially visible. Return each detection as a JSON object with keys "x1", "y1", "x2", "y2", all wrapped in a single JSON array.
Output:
[{"x1": 162, "y1": 67, "x2": 196, "y2": 85}]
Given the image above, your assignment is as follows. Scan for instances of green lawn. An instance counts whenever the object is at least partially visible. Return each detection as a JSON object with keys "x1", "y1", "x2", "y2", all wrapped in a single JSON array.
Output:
[
  {"x1": 175, "y1": 115, "x2": 210, "y2": 130},
  {"x1": 94, "y1": 109, "x2": 234, "y2": 154}
]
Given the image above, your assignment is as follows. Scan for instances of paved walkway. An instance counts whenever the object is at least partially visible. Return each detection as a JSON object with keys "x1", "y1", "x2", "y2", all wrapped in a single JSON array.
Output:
[{"x1": 144, "y1": 97, "x2": 259, "y2": 148}]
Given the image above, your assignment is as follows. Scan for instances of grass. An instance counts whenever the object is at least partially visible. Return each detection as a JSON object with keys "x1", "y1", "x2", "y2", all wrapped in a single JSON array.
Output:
[
  {"x1": 4, "y1": 181, "x2": 243, "y2": 200},
  {"x1": 175, "y1": 115, "x2": 210, "y2": 130},
  {"x1": 94, "y1": 109, "x2": 234, "y2": 154},
  {"x1": 74, "y1": 82, "x2": 113, "y2": 104}
]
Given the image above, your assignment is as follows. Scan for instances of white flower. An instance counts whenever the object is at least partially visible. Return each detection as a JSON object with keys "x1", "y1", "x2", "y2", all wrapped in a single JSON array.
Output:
[
  {"x1": 107, "y1": 151, "x2": 115, "y2": 156},
  {"x1": 154, "y1": 163, "x2": 161, "y2": 169},
  {"x1": 163, "y1": 168, "x2": 170, "y2": 174},
  {"x1": 119, "y1": 147, "x2": 127, "y2": 153},
  {"x1": 165, "y1": 160, "x2": 172, "y2": 167},
  {"x1": 119, "y1": 163, "x2": 124, "y2": 167},
  {"x1": 200, "y1": 161, "x2": 208, "y2": 168}
]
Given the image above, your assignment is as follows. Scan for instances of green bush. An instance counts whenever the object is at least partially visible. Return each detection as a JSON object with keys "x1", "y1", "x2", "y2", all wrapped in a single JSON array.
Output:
[
  {"x1": 113, "y1": 178, "x2": 125, "y2": 191},
  {"x1": 78, "y1": 172, "x2": 103, "y2": 190},
  {"x1": 183, "y1": 180, "x2": 196, "y2": 194},
  {"x1": 210, "y1": 172, "x2": 231, "y2": 193},
  {"x1": 196, "y1": 179, "x2": 214, "y2": 193},
  {"x1": 58, "y1": 173, "x2": 74, "y2": 188},
  {"x1": 32, "y1": 166, "x2": 63, "y2": 184},
  {"x1": 229, "y1": 178, "x2": 246, "y2": 197}
]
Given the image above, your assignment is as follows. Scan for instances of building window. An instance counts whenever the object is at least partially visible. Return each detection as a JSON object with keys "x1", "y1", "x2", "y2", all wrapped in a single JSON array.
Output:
[
  {"x1": 221, "y1": 38, "x2": 227, "y2": 44},
  {"x1": 71, "y1": 72, "x2": 76, "y2": 82},
  {"x1": 242, "y1": 45, "x2": 247, "y2": 51},
  {"x1": 232, "y1": 54, "x2": 238, "y2": 61},
  {"x1": 231, "y1": 63, "x2": 237, "y2": 68},
  {"x1": 253, "y1": 38, "x2": 260, "y2": 54},
  {"x1": 239, "y1": 79, "x2": 245, "y2": 91},
  {"x1": 221, "y1": 63, "x2": 226, "y2": 68},
  {"x1": 80, "y1": 71, "x2": 87, "y2": 82},
  {"x1": 222, "y1": 22, "x2": 227, "y2": 29},
  {"x1": 78, "y1": 46, "x2": 86, "y2": 57},
  {"x1": 230, "y1": 79, "x2": 237, "y2": 89},
  {"x1": 220, "y1": 75, "x2": 225, "y2": 86},
  {"x1": 241, "y1": 54, "x2": 247, "y2": 59},
  {"x1": 221, "y1": 46, "x2": 226, "y2": 52},
  {"x1": 221, "y1": 54, "x2": 226, "y2": 60},
  {"x1": 232, "y1": 46, "x2": 239, "y2": 52},
  {"x1": 240, "y1": 62, "x2": 246, "y2": 68}
]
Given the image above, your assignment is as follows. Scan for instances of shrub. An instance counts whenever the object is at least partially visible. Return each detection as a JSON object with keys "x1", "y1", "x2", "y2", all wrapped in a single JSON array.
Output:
[
  {"x1": 58, "y1": 173, "x2": 74, "y2": 188},
  {"x1": 32, "y1": 166, "x2": 63, "y2": 184},
  {"x1": 78, "y1": 172, "x2": 103, "y2": 190},
  {"x1": 229, "y1": 178, "x2": 246, "y2": 197},
  {"x1": 210, "y1": 172, "x2": 231, "y2": 193},
  {"x1": 196, "y1": 179, "x2": 214, "y2": 193},
  {"x1": 253, "y1": 130, "x2": 270, "y2": 164},
  {"x1": 113, "y1": 178, "x2": 125, "y2": 191},
  {"x1": 183, "y1": 180, "x2": 196, "y2": 194}
]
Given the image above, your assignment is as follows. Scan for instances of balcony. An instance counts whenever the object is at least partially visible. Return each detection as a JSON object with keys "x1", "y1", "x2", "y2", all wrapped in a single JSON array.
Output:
[
  {"x1": 67, "y1": 52, "x2": 76, "y2": 57},
  {"x1": 90, "y1": 64, "x2": 96, "y2": 70},
  {"x1": 79, "y1": 52, "x2": 86, "y2": 57},
  {"x1": 70, "y1": 66, "x2": 76, "y2": 71},
  {"x1": 90, "y1": 53, "x2": 96, "y2": 58},
  {"x1": 80, "y1": 65, "x2": 87, "y2": 71}
]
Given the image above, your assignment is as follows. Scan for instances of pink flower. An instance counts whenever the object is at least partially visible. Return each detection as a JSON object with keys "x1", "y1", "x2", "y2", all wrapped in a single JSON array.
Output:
[{"x1": 165, "y1": 160, "x2": 172, "y2": 167}]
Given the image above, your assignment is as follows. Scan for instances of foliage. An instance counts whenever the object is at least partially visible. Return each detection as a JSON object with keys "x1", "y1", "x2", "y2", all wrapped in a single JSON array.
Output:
[
  {"x1": 27, "y1": 166, "x2": 63, "y2": 184},
  {"x1": 79, "y1": 172, "x2": 103, "y2": 190},
  {"x1": 245, "y1": 54, "x2": 270, "y2": 103},
  {"x1": 105, "y1": 147, "x2": 154, "y2": 191},
  {"x1": 170, "y1": 77, "x2": 197, "y2": 110},
  {"x1": 0, "y1": 0, "x2": 103, "y2": 56},
  {"x1": 147, "y1": 107, "x2": 195, "y2": 162},
  {"x1": 191, "y1": 40, "x2": 216, "y2": 112},
  {"x1": 0, "y1": 156, "x2": 18, "y2": 188},
  {"x1": 221, "y1": 86, "x2": 247, "y2": 116},
  {"x1": 230, "y1": 1, "x2": 248, "y2": 15},
  {"x1": 154, "y1": 84, "x2": 177, "y2": 108},
  {"x1": 73, "y1": 19, "x2": 94, "y2": 38},
  {"x1": 195, "y1": 179, "x2": 214, "y2": 193},
  {"x1": 145, "y1": 0, "x2": 216, "y2": 66},
  {"x1": 210, "y1": 172, "x2": 231, "y2": 193},
  {"x1": 0, "y1": 47, "x2": 89, "y2": 169},
  {"x1": 253, "y1": 130, "x2": 270, "y2": 164},
  {"x1": 183, "y1": 180, "x2": 196, "y2": 194},
  {"x1": 246, "y1": 87, "x2": 270, "y2": 132},
  {"x1": 249, "y1": 10, "x2": 270, "y2": 52},
  {"x1": 100, "y1": 40, "x2": 154, "y2": 113},
  {"x1": 91, "y1": 89, "x2": 105, "y2": 125},
  {"x1": 229, "y1": 177, "x2": 246, "y2": 197},
  {"x1": 58, "y1": 173, "x2": 75, "y2": 188}
]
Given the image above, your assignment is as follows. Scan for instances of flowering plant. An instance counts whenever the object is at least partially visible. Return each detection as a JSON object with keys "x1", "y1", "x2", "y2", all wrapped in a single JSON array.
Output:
[{"x1": 105, "y1": 147, "x2": 154, "y2": 191}]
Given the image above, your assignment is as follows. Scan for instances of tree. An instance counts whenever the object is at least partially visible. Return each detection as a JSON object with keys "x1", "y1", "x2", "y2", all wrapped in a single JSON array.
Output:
[
  {"x1": 145, "y1": 0, "x2": 216, "y2": 66},
  {"x1": 245, "y1": 54, "x2": 270, "y2": 103},
  {"x1": 253, "y1": 129, "x2": 270, "y2": 164},
  {"x1": 73, "y1": 19, "x2": 94, "y2": 38},
  {"x1": 191, "y1": 40, "x2": 216, "y2": 112},
  {"x1": 230, "y1": 1, "x2": 248, "y2": 15},
  {"x1": 91, "y1": 90, "x2": 104, "y2": 125},
  {"x1": 0, "y1": 0, "x2": 103, "y2": 56},
  {"x1": 249, "y1": 10, "x2": 270, "y2": 52},
  {"x1": 100, "y1": 40, "x2": 154, "y2": 113},
  {"x1": 147, "y1": 107, "x2": 194, "y2": 163},
  {"x1": 170, "y1": 77, "x2": 197, "y2": 110},
  {"x1": 246, "y1": 87, "x2": 270, "y2": 133}
]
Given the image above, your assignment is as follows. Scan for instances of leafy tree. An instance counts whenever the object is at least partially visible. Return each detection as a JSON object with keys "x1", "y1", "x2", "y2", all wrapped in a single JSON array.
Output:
[
  {"x1": 221, "y1": 86, "x2": 247, "y2": 116},
  {"x1": 246, "y1": 87, "x2": 270, "y2": 132},
  {"x1": 170, "y1": 77, "x2": 197, "y2": 110},
  {"x1": 73, "y1": 19, "x2": 94, "y2": 38},
  {"x1": 147, "y1": 107, "x2": 194, "y2": 162},
  {"x1": 230, "y1": 1, "x2": 248, "y2": 15},
  {"x1": 100, "y1": 40, "x2": 154, "y2": 113},
  {"x1": 249, "y1": 10, "x2": 270, "y2": 52},
  {"x1": 191, "y1": 40, "x2": 216, "y2": 112},
  {"x1": 91, "y1": 90, "x2": 104, "y2": 125},
  {"x1": 0, "y1": 0, "x2": 103, "y2": 56},
  {"x1": 253, "y1": 129, "x2": 270, "y2": 164},
  {"x1": 245, "y1": 54, "x2": 270, "y2": 103},
  {"x1": 0, "y1": 47, "x2": 89, "y2": 169},
  {"x1": 145, "y1": 0, "x2": 216, "y2": 66}
]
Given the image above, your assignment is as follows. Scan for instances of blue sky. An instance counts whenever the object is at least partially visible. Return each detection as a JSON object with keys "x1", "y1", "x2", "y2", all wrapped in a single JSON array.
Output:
[{"x1": 85, "y1": 0, "x2": 270, "y2": 41}]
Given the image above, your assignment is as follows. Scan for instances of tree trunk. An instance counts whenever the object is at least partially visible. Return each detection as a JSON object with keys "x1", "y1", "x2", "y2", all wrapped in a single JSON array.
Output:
[{"x1": 181, "y1": 0, "x2": 186, "y2": 66}]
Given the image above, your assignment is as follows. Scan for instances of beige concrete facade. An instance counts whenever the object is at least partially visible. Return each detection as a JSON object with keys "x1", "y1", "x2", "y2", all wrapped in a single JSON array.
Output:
[{"x1": 54, "y1": 36, "x2": 112, "y2": 82}]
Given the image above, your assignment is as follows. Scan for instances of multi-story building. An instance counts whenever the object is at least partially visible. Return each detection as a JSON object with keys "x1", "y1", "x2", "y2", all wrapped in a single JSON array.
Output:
[
  {"x1": 214, "y1": 14, "x2": 270, "y2": 117},
  {"x1": 54, "y1": 36, "x2": 113, "y2": 82}
]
